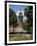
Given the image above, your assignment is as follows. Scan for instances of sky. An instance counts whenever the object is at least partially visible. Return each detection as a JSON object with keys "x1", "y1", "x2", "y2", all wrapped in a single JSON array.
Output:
[
  {"x1": 9, "y1": 5, "x2": 27, "y2": 21},
  {"x1": 9, "y1": 5, "x2": 27, "y2": 13}
]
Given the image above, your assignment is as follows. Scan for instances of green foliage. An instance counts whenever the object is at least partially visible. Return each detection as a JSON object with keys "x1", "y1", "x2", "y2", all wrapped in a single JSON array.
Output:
[
  {"x1": 22, "y1": 22, "x2": 29, "y2": 30},
  {"x1": 24, "y1": 6, "x2": 33, "y2": 26},
  {"x1": 9, "y1": 9, "x2": 17, "y2": 26},
  {"x1": 9, "y1": 34, "x2": 32, "y2": 41},
  {"x1": 24, "y1": 6, "x2": 33, "y2": 33}
]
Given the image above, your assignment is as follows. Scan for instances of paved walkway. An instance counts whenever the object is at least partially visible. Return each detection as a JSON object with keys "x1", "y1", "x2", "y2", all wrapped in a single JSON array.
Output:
[{"x1": 9, "y1": 22, "x2": 28, "y2": 33}]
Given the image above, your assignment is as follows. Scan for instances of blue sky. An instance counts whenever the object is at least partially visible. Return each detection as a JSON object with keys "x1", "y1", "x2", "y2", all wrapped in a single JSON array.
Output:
[
  {"x1": 9, "y1": 5, "x2": 27, "y2": 13},
  {"x1": 9, "y1": 5, "x2": 28, "y2": 21}
]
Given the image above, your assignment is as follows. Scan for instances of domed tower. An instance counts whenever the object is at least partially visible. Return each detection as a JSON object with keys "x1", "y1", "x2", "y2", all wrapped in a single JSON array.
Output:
[{"x1": 18, "y1": 9, "x2": 24, "y2": 22}]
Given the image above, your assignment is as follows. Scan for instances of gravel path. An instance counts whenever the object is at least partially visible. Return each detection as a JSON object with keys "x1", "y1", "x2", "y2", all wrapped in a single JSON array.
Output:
[{"x1": 9, "y1": 22, "x2": 28, "y2": 33}]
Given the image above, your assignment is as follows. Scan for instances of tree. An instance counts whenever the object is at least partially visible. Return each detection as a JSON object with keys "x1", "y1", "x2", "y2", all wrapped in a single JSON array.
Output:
[
  {"x1": 24, "y1": 6, "x2": 33, "y2": 33},
  {"x1": 9, "y1": 9, "x2": 17, "y2": 32}
]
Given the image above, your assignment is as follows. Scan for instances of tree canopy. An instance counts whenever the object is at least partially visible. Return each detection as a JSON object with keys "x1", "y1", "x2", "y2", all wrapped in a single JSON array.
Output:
[
  {"x1": 24, "y1": 6, "x2": 33, "y2": 26},
  {"x1": 24, "y1": 6, "x2": 33, "y2": 33},
  {"x1": 9, "y1": 9, "x2": 17, "y2": 26}
]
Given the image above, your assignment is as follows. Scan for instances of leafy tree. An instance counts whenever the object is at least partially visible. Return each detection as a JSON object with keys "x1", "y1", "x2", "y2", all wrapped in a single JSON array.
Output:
[
  {"x1": 9, "y1": 9, "x2": 17, "y2": 32},
  {"x1": 24, "y1": 6, "x2": 33, "y2": 33},
  {"x1": 22, "y1": 22, "x2": 29, "y2": 30}
]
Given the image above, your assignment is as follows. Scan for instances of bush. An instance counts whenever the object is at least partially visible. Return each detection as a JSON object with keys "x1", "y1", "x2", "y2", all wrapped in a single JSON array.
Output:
[
  {"x1": 22, "y1": 22, "x2": 32, "y2": 33},
  {"x1": 22, "y1": 22, "x2": 28, "y2": 30}
]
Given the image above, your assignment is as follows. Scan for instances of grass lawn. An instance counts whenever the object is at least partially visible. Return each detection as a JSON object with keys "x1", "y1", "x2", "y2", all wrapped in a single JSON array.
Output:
[{"x1": 9, "y1": 34, "x2": 32, "y2": 41}]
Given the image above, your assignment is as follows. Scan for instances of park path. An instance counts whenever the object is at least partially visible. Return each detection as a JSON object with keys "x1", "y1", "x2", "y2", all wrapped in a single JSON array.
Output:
[{"x1": 9, "y1": 22, "x2": 28, "y2": 33}]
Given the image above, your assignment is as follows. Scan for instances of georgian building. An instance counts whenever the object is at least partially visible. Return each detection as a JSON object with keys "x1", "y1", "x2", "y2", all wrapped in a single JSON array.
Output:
[{"x1": 17, "y1": 9, "x2": 27, "y2": 23}]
